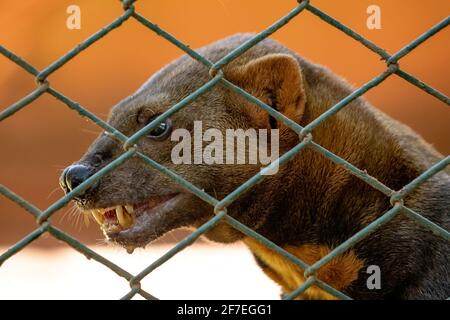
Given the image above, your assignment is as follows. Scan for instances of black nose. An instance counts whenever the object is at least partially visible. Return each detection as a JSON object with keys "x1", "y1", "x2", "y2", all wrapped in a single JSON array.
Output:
[{"x1": 60, "y1": 164, "x2": 93, "y2": 195}]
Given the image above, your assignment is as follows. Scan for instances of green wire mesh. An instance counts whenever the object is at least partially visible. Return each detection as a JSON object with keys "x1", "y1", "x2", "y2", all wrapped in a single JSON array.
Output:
[{"x1": 1, "y1": 0, "x2": 449, "y2": 300}]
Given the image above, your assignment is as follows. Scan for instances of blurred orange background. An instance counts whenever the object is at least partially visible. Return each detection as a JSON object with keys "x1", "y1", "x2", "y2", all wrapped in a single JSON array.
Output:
[{"x1": 1, "y1": 0, "x2": 449, "y2": 248}]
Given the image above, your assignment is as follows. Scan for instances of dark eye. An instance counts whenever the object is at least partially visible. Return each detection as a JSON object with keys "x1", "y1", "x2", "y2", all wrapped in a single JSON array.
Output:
[{"x1": 147, "y1": 116, "x2": 172, "y2": 140}]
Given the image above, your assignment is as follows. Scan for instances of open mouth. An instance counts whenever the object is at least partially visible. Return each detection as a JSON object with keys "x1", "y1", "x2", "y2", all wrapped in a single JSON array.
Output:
[{"x1": 86, "y1": 194, "x2": 179, "y2": 234}]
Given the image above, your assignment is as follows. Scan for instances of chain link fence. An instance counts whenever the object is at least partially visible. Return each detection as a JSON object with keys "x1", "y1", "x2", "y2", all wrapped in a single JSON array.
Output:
[{"x1": 0, "y1": 0, "x2": 449, "y2": 300}]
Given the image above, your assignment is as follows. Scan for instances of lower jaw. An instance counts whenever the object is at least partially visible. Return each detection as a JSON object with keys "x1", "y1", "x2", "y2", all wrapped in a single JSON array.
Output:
[{"x1": 103, "y1": 193, "x2": 185, "y2": 249}]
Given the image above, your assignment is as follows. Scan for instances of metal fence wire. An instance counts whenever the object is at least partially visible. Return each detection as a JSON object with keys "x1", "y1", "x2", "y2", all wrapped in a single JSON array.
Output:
[{"x1": 0, "y1": 0, "x2": 449, "y2": 300}]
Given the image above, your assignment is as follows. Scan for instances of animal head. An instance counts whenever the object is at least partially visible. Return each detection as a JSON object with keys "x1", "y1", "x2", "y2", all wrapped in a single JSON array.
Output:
[{"x1": 59, "y1": 34, "x2": 308, "y2": 251}]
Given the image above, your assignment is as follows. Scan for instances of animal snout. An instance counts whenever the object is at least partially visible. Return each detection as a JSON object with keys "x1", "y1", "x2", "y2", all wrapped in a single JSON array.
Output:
[{"x1": 59, "y1": 164, "x2": 96, "y2": 199}]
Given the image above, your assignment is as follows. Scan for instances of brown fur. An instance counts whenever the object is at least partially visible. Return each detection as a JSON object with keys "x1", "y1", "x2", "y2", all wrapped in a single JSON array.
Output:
[{"x1": 61, "y1": 34, "x2": 450, "y2": 299}]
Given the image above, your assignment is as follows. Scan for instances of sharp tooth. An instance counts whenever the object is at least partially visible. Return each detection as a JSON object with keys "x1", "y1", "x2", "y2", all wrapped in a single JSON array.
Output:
[
  {"x1": 125, "y1": 212, "x2": 134, "y2": 226},
  {"x1": 125, "y1": 205, "x2": 134, "y2": 214},
  {"x1": 92, "y1": 210, "x2": 104, "y2": 225},
  {"x1": 116, "y1": 205, "x2": 124, "y2": 224},
  {"x1": 116, "y1": 206, "x2": 133, "y2": 228},
  {"x1": 116, "y1": 205, "x2": 133, "y2": 228}
]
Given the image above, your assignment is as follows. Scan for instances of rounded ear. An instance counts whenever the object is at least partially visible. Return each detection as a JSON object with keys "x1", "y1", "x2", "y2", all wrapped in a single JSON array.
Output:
[{"x1": 225, "y1": 53, "x2": 306, "y2": 129}]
